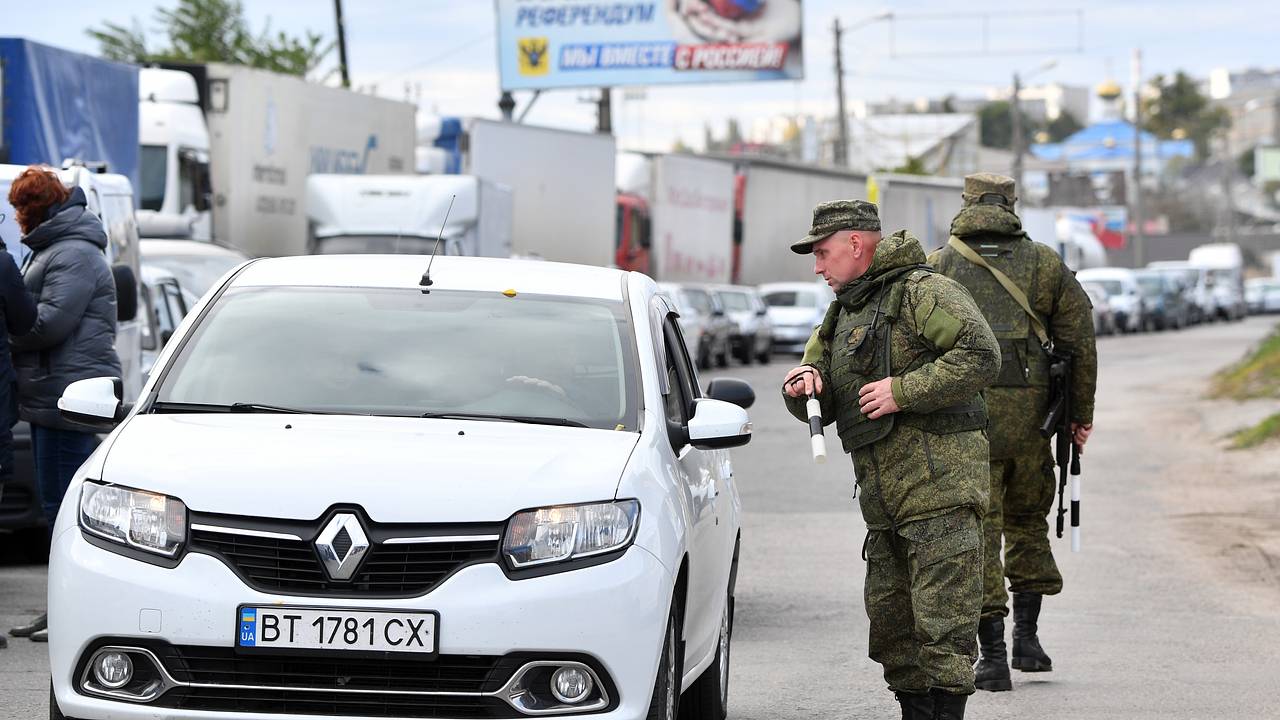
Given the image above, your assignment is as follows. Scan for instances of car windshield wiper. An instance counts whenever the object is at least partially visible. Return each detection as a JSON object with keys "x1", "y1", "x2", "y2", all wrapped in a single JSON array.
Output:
[
  {"x1": 419, "y1": 412, "x2": 589, "y2": 428},
  {"x1": 149, "y1": 401, "x2": 340, "y2": 415}
]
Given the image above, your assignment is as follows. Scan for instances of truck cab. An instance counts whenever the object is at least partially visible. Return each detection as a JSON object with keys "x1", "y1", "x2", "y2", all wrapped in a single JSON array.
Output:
[{"x1": 137, "y1": 68, "x2": 212, "y2": 240}]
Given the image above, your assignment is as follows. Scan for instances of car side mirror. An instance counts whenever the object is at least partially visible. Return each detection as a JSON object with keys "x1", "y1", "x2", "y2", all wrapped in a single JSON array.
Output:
[
  {"x1": 59, "y1": 376, "x2": 131, "y2": 427},
  {"x1": 755, "y1": 308, "x2": 767, "y2": 316},
  {"x1": 687, "y1": 398, "x2": 752, "y2": 450},
  {"x1": 112, "y1": 265, "x2": 139, "y2": 322},
  {"x1": 712, "y1": 308, "x2": 725, "y2": 317},
  {"x1": 705, "y1": 377, "x2": 755, "y2": 409}
]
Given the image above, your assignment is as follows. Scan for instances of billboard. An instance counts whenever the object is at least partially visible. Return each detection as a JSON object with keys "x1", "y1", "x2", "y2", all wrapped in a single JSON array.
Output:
[{"x1": 495, "y1": 0, "x2": 804, "y2": 90}]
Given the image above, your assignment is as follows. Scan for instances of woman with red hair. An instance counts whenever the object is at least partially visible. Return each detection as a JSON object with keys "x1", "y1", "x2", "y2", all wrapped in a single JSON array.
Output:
[{"x1": 5, "y1": 166, "x2": 120, "y2": 643}]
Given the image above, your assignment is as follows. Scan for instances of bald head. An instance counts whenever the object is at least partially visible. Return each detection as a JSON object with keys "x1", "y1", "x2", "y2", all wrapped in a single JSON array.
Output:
[{"x1": 812, "y1": 229, "x2": 882, "y2": 290}]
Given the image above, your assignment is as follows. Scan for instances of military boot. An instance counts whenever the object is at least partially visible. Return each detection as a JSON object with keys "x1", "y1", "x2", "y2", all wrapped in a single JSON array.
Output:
[
  {"x1": 8, "y1": 612, "x2": 46, "y2": 638},
  {"x1": 974, "y1": 616, "x2": 1012, "y2": 691},
  {"x1": 894, "y1": 691, "x2": 933, "y2": 720},
  {"x1": 930, "y1": 690, "x2": 968, "y2": 720},
  {"x1": 1011, "y1": 593, "x2": 1053, "y2": 672}
]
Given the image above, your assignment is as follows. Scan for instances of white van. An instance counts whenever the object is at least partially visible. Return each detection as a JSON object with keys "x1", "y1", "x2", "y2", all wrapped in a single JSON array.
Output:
[
  {"x1": 1187, "y1": 243, "x2": 1247, "y2": 321},
  {"x1": 0, "y1": 163, "x2": 143, "y2": 533}
]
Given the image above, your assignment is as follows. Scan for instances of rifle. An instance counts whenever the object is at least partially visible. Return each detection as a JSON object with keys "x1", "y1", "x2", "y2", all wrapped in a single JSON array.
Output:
[{"x1": 1041, "y1": 350, "x2": 1082, "y2": 551}]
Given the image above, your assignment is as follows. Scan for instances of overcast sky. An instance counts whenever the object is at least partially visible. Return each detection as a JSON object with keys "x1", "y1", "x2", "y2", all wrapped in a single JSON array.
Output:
[{"x1": 8, "y1": 1, "x2": 1279, "y2": 151}]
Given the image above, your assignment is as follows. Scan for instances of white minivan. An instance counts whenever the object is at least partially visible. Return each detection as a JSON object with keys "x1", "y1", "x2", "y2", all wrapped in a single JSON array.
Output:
[{"x1": 48, "y1": 255, "x2": 752, "y2": 720}]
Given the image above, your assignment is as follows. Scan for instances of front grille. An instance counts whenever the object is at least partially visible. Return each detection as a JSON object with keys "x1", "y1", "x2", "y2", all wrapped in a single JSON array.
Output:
[
  {"x1": 150, "y1": 646, "x2": 528, "y2": 718},
  {"x1": 189, "y1": 529, "x2": 501, "y2": 597},
  {"x1": 160, "y1": 645, "x2": 507, "y2": 693},
  {"x1": 158, "y1": 687, "x2": 515, "y2": 718}
]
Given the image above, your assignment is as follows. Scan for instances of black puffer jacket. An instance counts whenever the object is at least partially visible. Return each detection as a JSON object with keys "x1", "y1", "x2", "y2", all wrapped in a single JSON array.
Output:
[{"x1": 12, "y1": 187, "x2": 122, "y2": 430}]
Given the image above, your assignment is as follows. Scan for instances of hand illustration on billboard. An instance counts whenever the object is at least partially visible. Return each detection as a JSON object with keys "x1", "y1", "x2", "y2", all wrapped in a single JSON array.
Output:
[{"x1": 668, "y1": 0, "x2": 802, "y2": 45}]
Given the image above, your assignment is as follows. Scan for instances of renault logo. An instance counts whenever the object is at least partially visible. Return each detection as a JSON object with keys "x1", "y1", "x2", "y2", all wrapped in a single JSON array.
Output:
[{"x1": 315, "y1": 514, "x2": 370, "y2": 581}]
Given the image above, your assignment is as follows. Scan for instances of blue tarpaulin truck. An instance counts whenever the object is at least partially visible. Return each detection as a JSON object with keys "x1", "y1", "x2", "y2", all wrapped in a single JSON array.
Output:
[{"x1": 0, "y1": 37, "x2": 139, "y2": 195}]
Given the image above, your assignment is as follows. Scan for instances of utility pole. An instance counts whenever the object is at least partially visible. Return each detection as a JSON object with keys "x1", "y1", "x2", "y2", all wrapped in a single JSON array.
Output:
[
  {"x1": 597, "y1": 87, "x2": 613, "y2": 134},
  {"x1": 1131, "y1": 49, "x2": 1145, "y2": 266},
  {"x1": 1221, "y1": 130, "x2": 1238, "y2": 243},
  {"x1": 833, "y1": 18, "x2": 849, "y2": 167},
  {"x1": 1011, "y1": 71, "x2": 1023, "y2": 206},
  {"x1": 333, "y1": 0, "x2": 351, "y2": 88}
]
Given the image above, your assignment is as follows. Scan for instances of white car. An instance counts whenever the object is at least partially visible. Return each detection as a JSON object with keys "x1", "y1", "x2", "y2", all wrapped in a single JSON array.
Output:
[
  {"x1": 48, "y1": 255, "x2": 753, "y2": 720},
  {"x1": 758, "y1": 281, "x2": 836, "y2": 355},
  {"x1": 1075, "y1": 268, "x2": 1146, "y2": 333},
  {"x1": 710, "y1": 285, "x2": 772, "y2": 365},
  {"x1": 1245, "y1": 277, "x2": 1280, "y2": 314}
]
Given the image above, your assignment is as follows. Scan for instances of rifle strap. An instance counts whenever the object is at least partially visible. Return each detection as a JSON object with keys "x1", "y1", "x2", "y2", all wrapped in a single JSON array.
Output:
[{"x1": 947, "y1": 235, "x2": 1050, "y2": 348}]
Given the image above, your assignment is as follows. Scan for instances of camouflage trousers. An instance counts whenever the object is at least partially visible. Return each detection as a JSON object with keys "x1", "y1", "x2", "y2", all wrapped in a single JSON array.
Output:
[
  {"x1": 982, "y1": 441, "x2": 1064, "y2": 618},
  {"x1": 863, "y1": 508, "x2": 982, "y2": 695}
]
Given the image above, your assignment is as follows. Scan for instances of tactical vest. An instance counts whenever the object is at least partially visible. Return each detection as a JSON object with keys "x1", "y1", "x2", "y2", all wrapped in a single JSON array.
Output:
[
  {"x1": 822, "y1": 268, "x2": 988, "y2": 454},
  {"x1": 934, "y1": 236, "x2": 1050, "y2": 389}
]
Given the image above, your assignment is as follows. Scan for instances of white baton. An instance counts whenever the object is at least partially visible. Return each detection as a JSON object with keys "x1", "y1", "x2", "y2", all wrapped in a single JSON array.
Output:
[
  {"x1": 807, "y1": 395, "x2": 826, "y2": 463},
  {"x1": 1070, "y1": 462, "x2": 1082, "y2": 553}
]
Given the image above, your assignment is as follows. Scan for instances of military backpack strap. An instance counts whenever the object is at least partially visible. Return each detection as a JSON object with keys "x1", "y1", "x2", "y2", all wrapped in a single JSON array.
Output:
[
  {"x1": 946, "y1": 235, "x2": 1050, "y2": 348},
  {"x1": 817, "y1": 299, "x2": 841, "y2": 341}
]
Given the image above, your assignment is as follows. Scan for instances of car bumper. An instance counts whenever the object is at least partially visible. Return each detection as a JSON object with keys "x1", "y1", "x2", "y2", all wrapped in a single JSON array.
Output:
[
  {"x1": 771, "y1": 326, "x2": 814, "y2": 353},
  {"x1": 50, "y1": 528, "x2": 673, "y2": 720}
]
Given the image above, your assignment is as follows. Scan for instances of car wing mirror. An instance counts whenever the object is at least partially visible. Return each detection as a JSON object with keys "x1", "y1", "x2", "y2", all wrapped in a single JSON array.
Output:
[
  {"x1": 59, "y1": 376, "x2": 131, "y2": 428},
  {"x1": 687, "y1": 398, "x2": 752, "y2": 450},
  {"x1": 705, "y1": 377, "x2": 755, "y2": 409}
]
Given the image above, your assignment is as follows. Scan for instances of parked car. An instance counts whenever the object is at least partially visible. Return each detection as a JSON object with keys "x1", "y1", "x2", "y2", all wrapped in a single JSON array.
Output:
[
  {"x1": 1133, "y1": 269, "x2": 1190, "y2": 331},
  {"x1": 712, "y1": 285, "x2": 772, "y2": 365},
  {"x1": 1146, "y1": 262, "x2": 1214, "y2": 324},
  {"x1": 657, "y1": 282, "x2": 733, "y2": 369},
  {"x1": 1080, "y1": 281, "x2": 1117, "y2": 336},
  {"x1": 139, "y1": 264, "x2": 195, "y2": 379},
  {"x1": 1245, "y1": 277, "x2": 1280, "y2": 314},
  {"x1": 1076, "y1": 268, "x2": 1146, "y2": 333},
  {"x1": 1189, "y1": 243, "x2": 1248, "y2": 321},
  {"x1": 49, "y1": 255, "x2": 752, "y2": 720},
  {"x1": 139, "y1": 238, "x2": 253, "y2": 299},
  {"x1": 758, "y1": 280, "x2": 836, "y2": 355}
]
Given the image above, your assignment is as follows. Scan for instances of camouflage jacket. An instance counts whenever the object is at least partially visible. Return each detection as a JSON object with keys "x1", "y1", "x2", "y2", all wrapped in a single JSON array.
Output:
[
  {"x1": 928, "y1": 210, "x2": 1098, "y2": 438},
  {"x1": 783, "y1": 231, "x2": 1000, "y2": 528}
]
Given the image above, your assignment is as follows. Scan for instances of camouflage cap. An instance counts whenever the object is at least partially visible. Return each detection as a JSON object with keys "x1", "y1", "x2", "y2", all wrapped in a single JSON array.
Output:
[
  {"x1": 962, "y1": 172, "x2": 1017, "y2": 208},
  {"x1": 791, "y1": 199, "x2": 881, "y2": 254}
]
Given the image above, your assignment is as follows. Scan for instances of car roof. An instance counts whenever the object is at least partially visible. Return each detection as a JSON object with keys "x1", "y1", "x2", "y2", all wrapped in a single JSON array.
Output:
[
  {"x1": 140, "y1": 239, "x2": 253, "y2": 260},
  {"x1": 229, "y1": 254, "x2": 628, "y2": 301}
]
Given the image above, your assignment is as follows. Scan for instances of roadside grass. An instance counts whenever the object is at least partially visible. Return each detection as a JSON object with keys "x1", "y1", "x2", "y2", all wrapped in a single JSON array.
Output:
[{"x1": 1213, "y1": 324, "x2": 1280, "y2": 448}]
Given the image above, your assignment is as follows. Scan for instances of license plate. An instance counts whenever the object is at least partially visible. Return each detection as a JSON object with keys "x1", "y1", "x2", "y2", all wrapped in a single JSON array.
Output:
[{"x1": 236, "y1": 606, "x2": 438, "y2": 655}]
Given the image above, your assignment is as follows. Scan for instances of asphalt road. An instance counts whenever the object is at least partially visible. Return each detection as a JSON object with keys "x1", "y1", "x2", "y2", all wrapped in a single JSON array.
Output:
[{"x1": 3, "y1": 316, "x2": 1278, "y2": 719}]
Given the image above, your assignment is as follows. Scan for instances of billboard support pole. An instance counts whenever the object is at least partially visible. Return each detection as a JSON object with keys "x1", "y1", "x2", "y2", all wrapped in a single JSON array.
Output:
[{"x1": 499, "y1": 92, "x2": 516, "y2": 121}]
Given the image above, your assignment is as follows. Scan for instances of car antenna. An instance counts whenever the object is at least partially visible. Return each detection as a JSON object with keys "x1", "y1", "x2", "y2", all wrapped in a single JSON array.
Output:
[{"x1": 420, "y1": 194, "x2": 456, "y2": 293}]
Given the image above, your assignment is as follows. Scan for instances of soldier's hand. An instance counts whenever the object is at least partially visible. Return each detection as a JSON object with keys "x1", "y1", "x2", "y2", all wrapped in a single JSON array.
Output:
[
  {"x1": 1071, "y1": 422, "x2": 1093, "y2": 453},
  {"x1": 858, "y1": 377, "x2": 900, "y2": 419},
  {"x1": 783, "y1": 366, "x2": 823, "y2": 398}
]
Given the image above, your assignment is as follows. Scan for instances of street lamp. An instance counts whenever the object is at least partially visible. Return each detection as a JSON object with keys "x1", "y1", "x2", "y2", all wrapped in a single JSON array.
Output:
[
  {"x1": 1011, "y1": 59, "x2": 1057, "y2": 205},
  {"x1": 833, "y1": 10, "x2": 895, "y2": 166}
]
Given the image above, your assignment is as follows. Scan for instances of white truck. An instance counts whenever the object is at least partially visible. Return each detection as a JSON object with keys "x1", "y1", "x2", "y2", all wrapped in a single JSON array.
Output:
[
  {"x1": 1188, "y1": 242, "x2": 1247, "y2": 321},
  {"x1": 306, "y1": 174, "x2": 513, "y2": 257},
  {"x1": 616, "y1": 152, "x2": 736, "y2": 283},
  {"x1": 462, "y1": 119, "x2": 615, "y2": 267},
  {"x1": 137, "y1": 64, "x2": 416, "y2": 256}
]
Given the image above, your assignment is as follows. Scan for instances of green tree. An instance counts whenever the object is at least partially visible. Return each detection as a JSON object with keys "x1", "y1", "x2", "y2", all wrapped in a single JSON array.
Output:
[
  {"x1": 978, "y1": 101, "x2": 1036, "y2": 149},
  {"x1": 1142, "y1": 71, "x2": 1230, "y2": 160},
  {"x1": 889, "y1": 155, "x2": 929, "y2": 175},
  {"x1": 86, "y1": 0, "x2": 331, "y2": 77},
  {"x1": 1046, "y1": 110, "x2": 1083, "y2": 142}
]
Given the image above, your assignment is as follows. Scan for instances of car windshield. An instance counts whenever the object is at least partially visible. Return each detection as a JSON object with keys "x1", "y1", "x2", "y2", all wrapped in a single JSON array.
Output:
[
  {"x1": 763, "y1": 290, "x2": 817, "y2": 308},
  {"x1": 154, "y1": 287, "x2": 640, "y2": 430},
  {"x1": 718, "y1": 291, "x2": 753, "y2": 312},
  {"x1": 143, "y1": 250, "x2": 248, "y2": 297},
  {"x1": 680, "y1": 289, "x2": 713, "y2": 314},
  {"x1": 1136, "y1": 276, "x2": 1163, "y2": 295},
  {"x1": 1088, "y1": 280, "x2": 1124, "y2": 296}
]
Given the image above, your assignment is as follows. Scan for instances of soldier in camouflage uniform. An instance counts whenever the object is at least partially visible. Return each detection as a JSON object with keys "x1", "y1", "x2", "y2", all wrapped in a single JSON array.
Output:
[
  {"x1": 928, "y1": 173, "x2": 1097, "y2": 692},
  {"x1": 781, "y1": 200, "x2": 1001, "y2": 720}
]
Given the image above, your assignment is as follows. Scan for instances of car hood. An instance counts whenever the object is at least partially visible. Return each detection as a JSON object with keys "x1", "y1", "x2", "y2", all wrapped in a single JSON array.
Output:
[{"x1": 100, "y1": 414, "x2": 640, "y2": 523}]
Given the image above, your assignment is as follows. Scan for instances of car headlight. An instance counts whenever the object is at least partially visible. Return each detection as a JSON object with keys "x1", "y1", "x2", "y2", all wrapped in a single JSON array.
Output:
[
  {"x1": 80, "y1": 481, "x2": 187, "y2": 557},
  {"x1": 503, "y1": 500, "x2": 639, "y2": 569}
]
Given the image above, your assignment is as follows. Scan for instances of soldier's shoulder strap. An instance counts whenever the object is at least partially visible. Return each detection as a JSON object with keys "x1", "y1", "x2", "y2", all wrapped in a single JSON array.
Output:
[
  {"x1": 818, "y1": 299, "x2": 841, "y2": 341},
  {"x1": 946, "y1": 235, "x2": 1050, "y2": 348}
]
